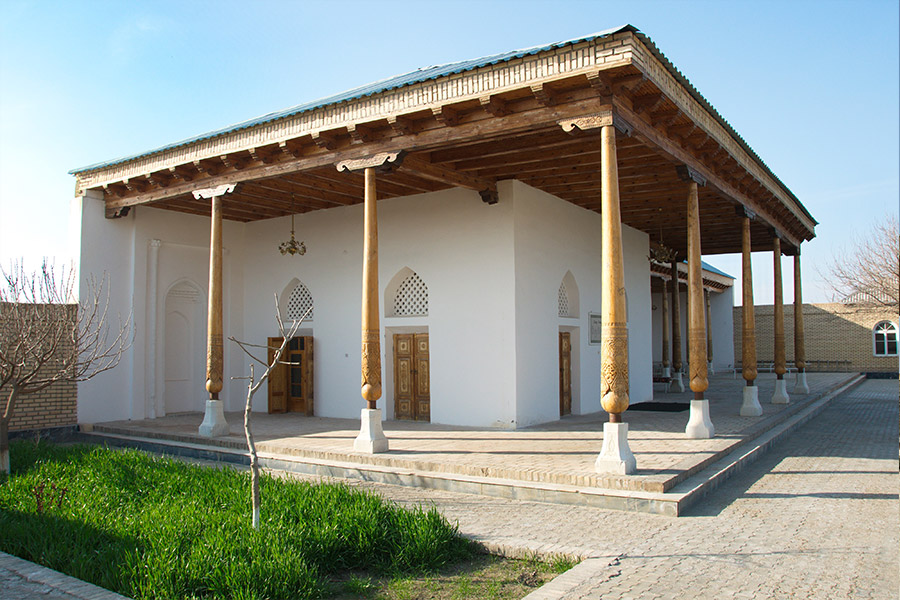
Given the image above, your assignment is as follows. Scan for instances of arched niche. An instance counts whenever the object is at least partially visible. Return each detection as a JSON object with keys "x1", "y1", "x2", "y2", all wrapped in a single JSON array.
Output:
[
  {"x1": 279, "y1": 277, "x2": 314, "y2": 322},
  {"x1": 558, "y1": 271, "x2": 580, "y2": 318},
  {"x1": 385, "y1": 267, "x2": 429, "y2": 318},
  {"x1": 163, "y1": 279, "x2": 204, "y2": 414}
]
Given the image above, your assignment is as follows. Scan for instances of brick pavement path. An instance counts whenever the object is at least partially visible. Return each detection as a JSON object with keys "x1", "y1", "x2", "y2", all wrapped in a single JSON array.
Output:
[
  {"x1": 3, "y1": 379, "x2": 896, "y2": 599},
  {"x1": 342, "y1": 379, "x2": 899, "y2": 599}
]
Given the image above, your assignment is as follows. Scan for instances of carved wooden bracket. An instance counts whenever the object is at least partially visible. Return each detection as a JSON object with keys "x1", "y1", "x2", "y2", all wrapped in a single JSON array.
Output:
[
  {"x1": 558, "y1": 109, "x2": 631, "y2": 136},
  {"x1": 105, "y1": 206, "x2": 131, "y2": 219},
  {"x1": 192, "y1": 183, "x2": 240, "y2": 200},
  {"x1": 676, "y1": 165, "x2": 707, "y2": 186},
  {"x1": 335, "y1": 151, "x2": 407, "y2": 174},
  {"x1": 735, "y1": 205, "x2": 757, "y2": 220}
]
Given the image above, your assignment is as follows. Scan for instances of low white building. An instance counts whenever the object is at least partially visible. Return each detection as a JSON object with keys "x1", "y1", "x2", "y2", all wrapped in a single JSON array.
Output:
[{"x1": 70, "y1": 26, "x2": 813, "y2": 436}]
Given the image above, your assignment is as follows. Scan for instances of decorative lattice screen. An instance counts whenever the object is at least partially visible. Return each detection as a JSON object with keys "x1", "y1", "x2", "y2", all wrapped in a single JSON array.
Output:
[
  {"x1": 558, "y1": 281, "x2": 572, "y2": 317},
  {"x1": 393, "y1": 272, "x2": 428, "y2": 317},
  {"x1": 287, "y1": 281, "x2": 314, "y2": 321}
]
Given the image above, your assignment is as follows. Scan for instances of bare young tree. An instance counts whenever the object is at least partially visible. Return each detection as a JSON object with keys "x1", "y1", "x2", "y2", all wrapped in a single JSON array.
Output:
[
  {"x1": 824, "y1": 213, "x2": 899, "y2": 307},
  {"x1": 229, "y1": 295, "x2": 308, "y2": 528},
  {"x1": 0, "y1": 261, "x2": 132, "y2": 474}
]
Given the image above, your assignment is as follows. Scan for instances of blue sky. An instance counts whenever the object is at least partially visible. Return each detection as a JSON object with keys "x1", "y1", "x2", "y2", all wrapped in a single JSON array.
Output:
[{"x1": 1, "y1": 0, "x2": 897, "y2": 304}]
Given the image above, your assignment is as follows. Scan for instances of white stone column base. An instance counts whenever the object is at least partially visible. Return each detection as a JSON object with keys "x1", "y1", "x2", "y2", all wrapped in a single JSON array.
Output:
[
  {"x1": 772, "y1": 378, "x2": 790, "y2": 404},
  {"x1": 354, "y1": 408, "x2": 389, "y2": 454},
  {"x1": 595, "y1": 422, "x2": 636, "y2": 474},
  {"x1": 793, "y1": 371, "x2": 810, "y2": 394},
  {"x1": 198, "y1": 399, "x2": 230, "y2": 437},
  {"x1": 685, "y1": 399, "x2": 715, "y2": 438},
  {"x1": 740, "y1": 385, "x2": 762, "y2": 417},
  {"x1": 672, "y1": 372, "x2": 685, "y2": 393},
  {"x1": 662, "y1": 366, "x2": 671, "y2": 378},
  {"x1": 707, "y1": 361, "x2": 715, "y2": 375}
]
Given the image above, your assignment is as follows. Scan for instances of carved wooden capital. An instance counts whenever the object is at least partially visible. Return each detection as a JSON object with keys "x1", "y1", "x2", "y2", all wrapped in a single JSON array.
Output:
[
  {"x1": 558, "y1": 111, "x2": 632, "y2": 137},
  {"x1": 336, "y1": 151, "x2": 406, "y2": 174},
  {"x1": 192, "y1": 183, "x2": 239, "y2": 200},
  {"x1": 676, "y1": 164, "x2": 707, "y2": 186}
]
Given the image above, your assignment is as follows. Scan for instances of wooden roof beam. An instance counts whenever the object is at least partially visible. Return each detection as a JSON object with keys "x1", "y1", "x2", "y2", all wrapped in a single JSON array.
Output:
[
  {"x1": 168, "y1": 164, "x2": 197, "y2": 182},
  {"x1": 614, "y1": 97, "x2": 803, "y2": 248},
  {"x1": 431, "y1": 105, "x2": 460, "y2": 127},
  {"x1": 397, "y1": 155, "x2": 498, "y2": 204},
  {"x1": 632, "y1": 92, "x2": 664, "y2": 114},
  {"x1": 530, "y1": 83, "x2": 559, "y2": 107},
  {"x1": 478, "y1": 95, "x2": 509, "y2": 117},
  {"x1": 347, "y1": 123, "x2": 377, "y2": 143}
]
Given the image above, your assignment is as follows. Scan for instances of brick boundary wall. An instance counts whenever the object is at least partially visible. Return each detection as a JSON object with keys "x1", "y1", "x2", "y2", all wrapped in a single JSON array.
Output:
[
  {"x1": 733, "y1": 302, "x2": 900, "y2": 374},
  {"x1": 1, "y1": 302, "x2": 78, "y2": 432}
]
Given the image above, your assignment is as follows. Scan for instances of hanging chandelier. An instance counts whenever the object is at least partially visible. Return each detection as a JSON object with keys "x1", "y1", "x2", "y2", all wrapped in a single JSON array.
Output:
[{"x1": 279, "y1": 195, "x2": 306, "y2": 256}]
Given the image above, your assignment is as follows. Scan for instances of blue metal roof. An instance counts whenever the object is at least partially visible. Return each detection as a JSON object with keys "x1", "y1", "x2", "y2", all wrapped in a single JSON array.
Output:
[
  {"x1": 699, "y1": 261, "x2": 734, "y2": 279},
  {"x1": 70, "y1": 25, "x2": 635, "y2": 175}
]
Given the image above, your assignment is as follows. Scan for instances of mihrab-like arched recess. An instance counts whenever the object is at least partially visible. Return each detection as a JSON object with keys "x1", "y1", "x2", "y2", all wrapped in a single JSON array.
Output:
[
  {"x1": 281, "y1": 278, "x2": 314, "y2": 321},
  {"x1": 386, "y1": 267, "x2": 429, "y2": 317},
  {"x1": 558, "y1": 271, "x2": 579, "y2": 318}
]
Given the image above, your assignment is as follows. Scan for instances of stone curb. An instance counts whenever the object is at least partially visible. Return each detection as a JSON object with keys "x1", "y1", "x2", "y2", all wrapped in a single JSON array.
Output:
[{"x1": 0, "y1": 551, "x2": 130, "y2": 600}]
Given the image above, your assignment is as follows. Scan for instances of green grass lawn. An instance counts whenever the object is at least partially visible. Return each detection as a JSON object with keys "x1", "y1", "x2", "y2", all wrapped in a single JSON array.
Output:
[{"x1": 0, "y1": 441, "x2": 475, "y2": 599}]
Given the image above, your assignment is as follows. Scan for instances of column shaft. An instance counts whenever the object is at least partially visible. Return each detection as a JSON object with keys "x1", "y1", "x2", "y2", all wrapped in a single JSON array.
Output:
[
  {"x1": 361, "y1": 167, "x2": 382, "y2": 409},
  {"x1": 206, "y1": 196, "x2": 224, "y2": 398},
  {"x1": 661, "y1": 279, "x2": 670, "y2": 370},
  {"x1": 599, "y1": 124, "x2": 629, "y2": 419},
  {"x1": 670, "y1": 261, "x2": 683, "y2": 372},
  {"x1": 773, "y1": 238, "x2": 786, "y2": 377},
  {"x1": 705, "y1": 288, "x2": 713, "y2": 366},
  {"x1": 687, "y1": 182, "x2": 708, "y2": 394},
  {"x1": 794, "y1": 254, "x2": 806, "y2": 371},
  {"x1": 741, "y1": 217, "x2": 757, "y2": 384}
]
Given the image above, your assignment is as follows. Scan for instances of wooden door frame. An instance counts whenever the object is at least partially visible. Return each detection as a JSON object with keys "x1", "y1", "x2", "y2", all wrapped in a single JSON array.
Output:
[
  {"x1": 558, "y1": 325, "x2": 580, "y2": 416},
  {"x1": 384, "y1": 325, "x2": 428, "y2": 421},
  {"x1": 267, "y1": 331, "x2": 314, "y2": 415}
]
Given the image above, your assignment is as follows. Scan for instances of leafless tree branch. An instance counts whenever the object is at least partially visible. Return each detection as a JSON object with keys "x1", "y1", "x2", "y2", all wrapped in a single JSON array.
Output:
[
  {"x1": 0, "y1": 260, "x2": 133, "y2": 475},
  {"x1": 821, "y1": 213, "x2": 899, "y2": 307}
]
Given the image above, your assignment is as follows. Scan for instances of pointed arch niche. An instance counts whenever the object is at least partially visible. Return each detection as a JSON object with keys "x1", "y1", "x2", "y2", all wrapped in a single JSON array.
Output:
[
  {"x1": 280, "y1": 278, "x2": 314, "y2": 322},
  {"x1": 385, "y1": 267, "x2": 429, "y2": 318},
  {"x1": 558, "y1": 271, "x2": 580, "y2": 319},
  {"x1": 163, "y1": 279, "x2": 205, "y2": 415}
]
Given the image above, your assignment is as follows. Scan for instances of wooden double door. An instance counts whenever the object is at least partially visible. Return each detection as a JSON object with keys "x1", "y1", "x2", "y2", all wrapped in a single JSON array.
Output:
[
  {"x1": 559, "y1": 331, "x2": 572, "y2": 417},
  {"x1": 267, "y1": 336, "x2": 314, "y2": 415},
  {"x1": 393, "y1": 333, "x2": 430, "y2": 421}
]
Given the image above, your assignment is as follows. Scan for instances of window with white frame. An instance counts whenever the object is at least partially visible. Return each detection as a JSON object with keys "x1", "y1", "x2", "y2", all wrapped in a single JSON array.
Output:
[{"x1": 873, "y1": 321, "x2": 898, "y2": 356}]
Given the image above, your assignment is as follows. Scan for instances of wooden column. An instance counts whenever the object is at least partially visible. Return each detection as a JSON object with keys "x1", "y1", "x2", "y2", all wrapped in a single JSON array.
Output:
[
  {"x1": 773, "y1": 238, "x2": 786, "y2": 377},
  {"x1": 793, "y1": 252, "x2": 810, "y2": 393},
  {"x1": 207, "y1": 194, "x2": 224, "y2": 399},
  {"x1": 705, "y1": 288, "x2": 714, "y2": 372},
  {"x1": 670, "y1": 259, "x2": 684, "y2": 391},
  {"x1": 599, "y1": 124, "x2": 629, "y2": 421},
  {"x1": 361, "y1": 166, "x2": 382, "y2": 410},
  {"x1": 337, "y1": 152, "x2": 403, "y2": 454},
  {"x1": 661, "y1": 279, "x2": 670, "y2": 375},
  {"x1": 194, "y1": 183, "x2": 238, "y2": 437},
  {"x1": 683, "y1": 175, "x2": 714, "y2": 437},
  {"x1": 741, "y1": 217, "x2": 757, "y2": 385},
  {"x1": 772, "y1": 237, "x2": 789, "y2": 403},
  {"x1": 687, "y1": 182, "x2": 708, "y2": 396},
  {"x1": 738, "y1": 214, "x2": 763, "y2": 417}
]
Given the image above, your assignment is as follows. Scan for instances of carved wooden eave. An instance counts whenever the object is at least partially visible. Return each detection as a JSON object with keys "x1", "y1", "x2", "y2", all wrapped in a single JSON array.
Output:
[
  {"x1": 70, "y1": 27, "x2": 816, "y2": 255},
  {"x1": 650, "y1": 260, "x2": 733, "y2": 292}
]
